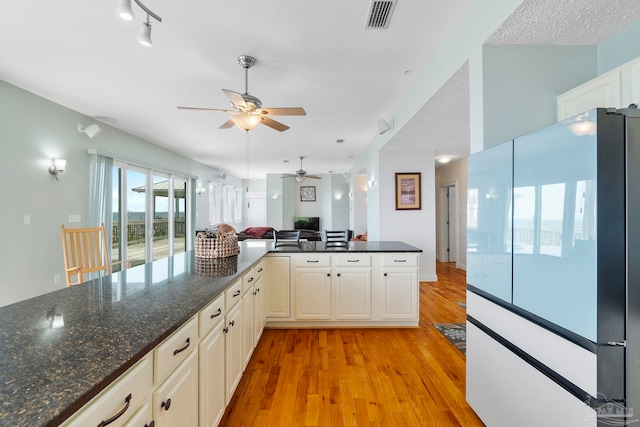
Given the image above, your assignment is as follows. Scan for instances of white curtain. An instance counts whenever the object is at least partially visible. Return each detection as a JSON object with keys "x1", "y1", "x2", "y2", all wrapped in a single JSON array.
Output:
[
  {"x1": 233, "y1": 188, "x2": 243, "y2": 223},
  {"x1": 209, "y1": 183, "x2": 222, "y2": 225},
  {"x1": 88, "y1": 151, "x2": 113, "y2": 231},
  {"x1": 223, "y1": 185, "x2": 233, "y2": 223}
]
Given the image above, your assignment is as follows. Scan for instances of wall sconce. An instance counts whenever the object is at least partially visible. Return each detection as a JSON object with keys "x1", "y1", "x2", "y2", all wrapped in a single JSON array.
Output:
[
  {"x1": 377, "y1": 119, "x2": 393, "y2": 135},
  {"x1": 271, "y1": 193, "x2": 280, "y2": 200},
  {"x1": 77, "y1": 121, "x2": 102, "y2": 139},
  {"x1": 218, "y1": 172, "x2": 227, "y2": 180},
  {"x1": 368, "y1": 179, "x2": 376, "y2": 189},
  {"x1": 48, "y1": 158, "x2": 66, "y2": 181},
  {"x1": 334, "y1": 193, "x2": 343, "y2": 200},
  {"x1": 196, "y1": 186, "x2": 205, "y2": 196}
]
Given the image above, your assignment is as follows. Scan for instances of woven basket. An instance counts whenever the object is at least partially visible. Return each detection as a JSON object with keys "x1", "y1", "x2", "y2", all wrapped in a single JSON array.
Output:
[
  {"x1": 195, "y1": 231, "x2": 240, "y2": 259},
  {"x1": 195, "y1": 255, "x2": 238, "y2": 277}
]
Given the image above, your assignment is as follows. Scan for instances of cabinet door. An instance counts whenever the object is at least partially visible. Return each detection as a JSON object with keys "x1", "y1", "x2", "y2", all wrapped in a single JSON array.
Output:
[
  {"x1": 242, "y1": 286, "x2": 255, "y2": 369},
  {"x1": 225, "y1": 302, "x2": 243, "y2": 404},
  {"x1": 382, "y1": 269, "x2": 418, "y2": 319},
  {"x1": 123, "y1": 397, "x2": 153, "y2": 427},
  {"x1": 266, "y1": 256, "x2": 291, "y2": 318},
  {"x1": 153, "y1": 350, "x2": 198, "y2": 427},
  {"x1": 557, "y1": 69, "x2": 621, "y2": 120},
  {"x1": 295, "y1": 268, "x2": 332, "y2": 320},
  {"x1": 253, "y1": 276, "x2": 265, "y2": 344},
  {"x1": 334, "y1": 268, "x2": 371, "y2": 320},
  {"x1": 199, "y1": 322, "x2": 225, "y2": 427}
]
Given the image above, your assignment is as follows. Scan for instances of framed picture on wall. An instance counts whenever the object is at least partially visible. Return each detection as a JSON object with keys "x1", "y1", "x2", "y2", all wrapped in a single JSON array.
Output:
[
  {"x1": 300, "y1": 186, "x2": 316, "y2": 202},
  {"x1": 395, "y1": 172, "x2": 421, "y2": 210}
]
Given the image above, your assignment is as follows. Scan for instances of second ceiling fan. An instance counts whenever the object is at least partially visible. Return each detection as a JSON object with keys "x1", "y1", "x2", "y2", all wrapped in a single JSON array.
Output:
[
  {"x1": 178, "y1": 55, "x2": 306, "y2": 132},
  {"x1": 282, "y1": 156, "x2": 321, "y2": 183}
]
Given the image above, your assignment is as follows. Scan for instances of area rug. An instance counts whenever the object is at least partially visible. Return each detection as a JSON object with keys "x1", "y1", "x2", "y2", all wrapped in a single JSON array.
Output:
[{"x1": 433, "y1": 323, "x2": 466, "y2": 355}]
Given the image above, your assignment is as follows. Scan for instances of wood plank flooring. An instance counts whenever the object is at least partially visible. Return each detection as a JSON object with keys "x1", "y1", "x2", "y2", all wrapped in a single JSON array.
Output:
[{"x1": 219, "y1": 262, "x2": 484, "y2": 426}]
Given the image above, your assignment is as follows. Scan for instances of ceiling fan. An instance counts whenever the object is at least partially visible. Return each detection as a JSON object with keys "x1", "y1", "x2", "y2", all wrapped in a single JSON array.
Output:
[
  {"x1": 282, "y1": 156, "x2": 322, "y2": 183},
  {"x1": 177, "y1": 55, "x2": 306, "y2": 132}
]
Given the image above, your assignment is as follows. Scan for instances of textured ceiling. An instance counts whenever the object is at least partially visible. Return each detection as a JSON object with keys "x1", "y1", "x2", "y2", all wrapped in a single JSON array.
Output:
[{"x1": 486, "y1": 0, "x2": 640, "y2": 45}]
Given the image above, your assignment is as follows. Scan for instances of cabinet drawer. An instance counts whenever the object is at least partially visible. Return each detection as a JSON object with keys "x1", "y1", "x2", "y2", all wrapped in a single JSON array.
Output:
[
  {"x1": 199, "y1": 293, "x2": 225, "y2": 337},
  {"x1": 293, "y1": 254, "x2": 331, "y2": 267},
  {"x1": 64, "y1": 355, "x2": 153, "y2": 427},
  {"x1": 381, "y1": 253, "x2": 418, "y2": 267},
  {"x1": 226, "y1": 279, "x2": 243, "y2": 308},
  {"x1": 334, "y1": 254, "x2": 371, "y2": 267},
  {"x1": 254, "y1": 259, "x2": 266, "y2": 280},
  {"x1": 155, "y1": 315, "x2": 198, "y2": 384},
  {"x1": 243, "y1": 267, "x2": 256, "y2": 294}
]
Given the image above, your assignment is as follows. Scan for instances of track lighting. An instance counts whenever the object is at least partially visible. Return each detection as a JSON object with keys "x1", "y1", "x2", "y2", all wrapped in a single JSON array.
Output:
[
  {"x1": 117, "y1": 0, "x2": 162, "y2": 47},
  {"x1": 137, "y1": 15, "x2": 153, "y2": 47}
]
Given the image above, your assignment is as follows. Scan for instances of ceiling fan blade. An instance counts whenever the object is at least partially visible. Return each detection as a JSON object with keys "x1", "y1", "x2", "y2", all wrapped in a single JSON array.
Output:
[
  {"x1": 219, "y1": 119, "x2": 236, "y2": 129},
  {"x1": 177, "y1": 106, "x2": 236, "y2": 113},
  {"x1": 222, "y1": 89, "x2": 247, "y2": 109},
  {"x1": 306, "y1": 175, "x2": 322, "y2": 179},
  {"x1": 260, "y1": 116, "x2": 290, "y2": 132},
  {"x1": 259, "y1": 107, "x2": 307, "y2": 116},
  {"x1": 280, "y1": 174, "x2": 297, "y2": 178}
]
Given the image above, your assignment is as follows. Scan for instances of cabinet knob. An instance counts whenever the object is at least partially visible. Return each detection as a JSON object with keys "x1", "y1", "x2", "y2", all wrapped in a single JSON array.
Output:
[
  {"x1": 326, "y1": 273, "x2": 331, "y2": 277},
  {"x1": 384, "y1": 273, "x2": 388, "y2": 277},
  {"x1": 161, "y1": 398, "x2": 172, "y2": 411},
  {"x1": 337, "y1": 273, "x2": 341, "y2": 277},
  {"x1": 223, "y1": 326, "x2": 229, "y2": 333},
  {"x1": 230, "y1": 320, "x2": 235, "y2": 327},
  {"x1": 145, "y1": 422, "x2": 155, "y2": 427}
]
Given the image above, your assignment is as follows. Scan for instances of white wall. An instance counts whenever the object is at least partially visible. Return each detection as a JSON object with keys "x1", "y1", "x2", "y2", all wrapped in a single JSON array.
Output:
[
  {"x1": 0, "y1": 79, "x2": 241, "y2": 306},
  {"x1": 352, "y1": 175, "x2": 368, "y2": 235},
  {"x1": 378, "y1": 148, "x2": 436, "y2": 282},
  {"x1": 435, "y1": 157, "x2": 468, "y2": 270}
]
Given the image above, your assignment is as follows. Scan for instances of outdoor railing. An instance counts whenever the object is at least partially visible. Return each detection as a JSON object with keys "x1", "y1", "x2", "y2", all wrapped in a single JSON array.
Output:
[{"x1": 112, "y1": 219, "x2": 186, "y2": 244}]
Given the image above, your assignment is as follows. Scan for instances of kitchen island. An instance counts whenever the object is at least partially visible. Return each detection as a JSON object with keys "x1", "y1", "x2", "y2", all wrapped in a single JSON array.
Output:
[{"x1": 0, "y1": 240, "x2": 421, "y2": 426}]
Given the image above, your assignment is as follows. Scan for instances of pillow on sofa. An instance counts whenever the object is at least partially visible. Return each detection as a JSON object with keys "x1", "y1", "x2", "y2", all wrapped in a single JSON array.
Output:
[{"x1": 242, "y1": 227, "x2": 275, "y2": 238}]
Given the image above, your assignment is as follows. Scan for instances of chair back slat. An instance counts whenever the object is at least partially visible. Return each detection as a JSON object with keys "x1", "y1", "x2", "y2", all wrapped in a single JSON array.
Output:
[
  {"x1": 273, "y1": 230, "x2": 301, "y2": 248},
  {"x1": 61, "y1": 223, "x2": 111, "y2": 286},
  {"x1": 324, "y1": 229, "x2": 351, "y2": 247}
]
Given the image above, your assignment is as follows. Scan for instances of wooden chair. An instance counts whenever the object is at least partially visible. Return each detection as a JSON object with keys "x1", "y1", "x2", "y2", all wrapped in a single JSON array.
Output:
[
  {"x1": 324, "y1": 229, "x2": 351, "y2": 247},
  {"x1": 60, "y1": 223, "x2": 129, "y2": 286},
  {"x1": 272, "y1": 230, "x2": 301, "y2": 248}
]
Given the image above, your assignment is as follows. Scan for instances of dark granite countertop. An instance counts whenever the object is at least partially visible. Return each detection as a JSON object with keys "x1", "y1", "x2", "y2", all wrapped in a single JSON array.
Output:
[{"x1": 0, "y1": 240, "x2": 421, "y2": 426}]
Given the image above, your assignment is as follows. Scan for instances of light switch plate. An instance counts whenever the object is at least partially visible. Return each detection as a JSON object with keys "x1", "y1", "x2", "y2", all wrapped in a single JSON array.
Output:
[
  {"x1": 24, "y1": 215, "x2": 31, "y2": 225},
  {"x1": 69, "y1": 214, "x2": 82, "y2": 223}
]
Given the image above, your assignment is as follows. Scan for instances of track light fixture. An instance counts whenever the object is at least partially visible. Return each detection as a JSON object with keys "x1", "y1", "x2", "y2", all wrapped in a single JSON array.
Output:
[
  {"x1": 77, "y1": 121, "x2": 102, "y2": 139},
  {"x1": 116, "y1": 0, "x2": 162, "y2": 47}
]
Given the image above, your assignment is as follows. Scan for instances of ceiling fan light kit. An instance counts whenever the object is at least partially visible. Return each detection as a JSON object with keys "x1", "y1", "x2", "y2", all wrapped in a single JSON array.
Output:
[
  {"x1": 178, "y1": 55, "x2": 306, "y2": 132},
  {"x1": 117, "y1": 0, "x2": 161, "y2": 47}
]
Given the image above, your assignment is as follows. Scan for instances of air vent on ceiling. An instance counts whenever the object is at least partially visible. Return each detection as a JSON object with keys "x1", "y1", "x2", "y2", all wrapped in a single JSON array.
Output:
[{"x1": 365, "y1": 0, "x2": 396, "y2": 29}]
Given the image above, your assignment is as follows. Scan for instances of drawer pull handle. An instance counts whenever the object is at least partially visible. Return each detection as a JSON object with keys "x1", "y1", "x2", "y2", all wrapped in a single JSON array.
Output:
[
  {"x1": 258, "y1": 268, "x2": 263, "y2": 272},
  {"x1": 248, "y1": 277, "x2": 254, "y2": 282},
  {"x1": 223, "y1": 326, "x2": 229, "y2": 333},
  {"x1": 307, "y1": 260, "x2": 319, "y2": 263},
  {"x1": 145, "y1": 422, "x2": 155, "y2": 427},
  {"x1": 233, "y1": 290, "x2": 241, "y2": 298},
  {"x1": 347, "y1": 259, "x2": 359, "y2": 263},
  {"x1": 161, "y1": 398, "x2": 172, "y2": 411},
  {"x1": 173, "y1": 338, "x2": 190, "y2": 356},
  {"x1": 394, "y1": 259, "x2": 407, "y2": 263},
  {"x1": 230, "y1": 320, "x2": 235, "y2": 327},
  {"x1": 210, "y1": 308, "x2": 222, "y2": 319},
  {"x1": 97, "y1": 393, "x2": 131, "y2": 427}
]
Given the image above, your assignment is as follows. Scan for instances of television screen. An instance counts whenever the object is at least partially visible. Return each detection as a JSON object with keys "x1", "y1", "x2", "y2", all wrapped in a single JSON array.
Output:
[{"x1": 294, "y1": 216, "x2": 320, "y2": 232}]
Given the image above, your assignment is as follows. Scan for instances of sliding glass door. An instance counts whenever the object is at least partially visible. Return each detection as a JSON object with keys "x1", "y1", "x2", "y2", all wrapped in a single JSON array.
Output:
[{"x1": 113, "y1": 161, "x2": 190, "y2": 268}]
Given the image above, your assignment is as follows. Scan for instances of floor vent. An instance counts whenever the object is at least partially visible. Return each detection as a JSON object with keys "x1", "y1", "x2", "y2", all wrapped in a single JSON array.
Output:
[{"x1": 365, "y1": 0, "x2": 396, "y2": 29}]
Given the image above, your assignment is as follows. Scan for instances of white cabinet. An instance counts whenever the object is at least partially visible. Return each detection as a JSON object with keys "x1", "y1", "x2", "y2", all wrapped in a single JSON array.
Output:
[
  {"x1": 557, "y1": 55, "x2": 640, "y2": 120},
  {"x1": 253, "y1": 275, "x2": 265, "y2": 344},
  {"x1": 381, "y1": 254, "x2": 419, "y2": 320},
  {"x1": 224, "y1": 301, "x2": 243, "y2": 404},
  {"x1": 265, "y1": 256, "x2": 291, "y2": 318},
  {"x1": 199, "y1": 321, "x2": 226, "y2": 427},
  {"x1": 123, "y1": 397, "x2": 153, "y2": 427},
  {"x1": 295, "y1": 268, "x2": 332, "y2": 319},
  {"x1": 153, "y1": 350, "x2": 198, "y2": 426},
  {"x1": 242, "y1": 282, "x2": 255, "y2": 369},
  {"x1": 334, "y1": 268, "x2": 371, "y2": 320}
]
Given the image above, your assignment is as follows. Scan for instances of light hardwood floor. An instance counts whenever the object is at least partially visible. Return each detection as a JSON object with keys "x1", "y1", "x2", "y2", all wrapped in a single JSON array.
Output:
[{"x1": 219, "y1": 262, "x2": 484, "y2": 426}]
